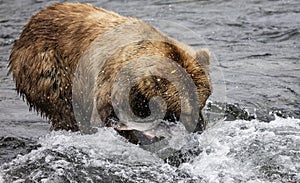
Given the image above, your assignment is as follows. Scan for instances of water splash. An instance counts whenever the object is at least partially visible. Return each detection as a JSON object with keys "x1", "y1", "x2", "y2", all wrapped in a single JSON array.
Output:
[{"x1": 1, "y1": 117, "x2": 299, "y2": 183}]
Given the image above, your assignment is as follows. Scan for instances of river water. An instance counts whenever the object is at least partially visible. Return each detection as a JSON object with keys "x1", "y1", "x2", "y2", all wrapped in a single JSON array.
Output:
[{"x1": 0, "y1": 0, "x2": 299, "y2": 182}]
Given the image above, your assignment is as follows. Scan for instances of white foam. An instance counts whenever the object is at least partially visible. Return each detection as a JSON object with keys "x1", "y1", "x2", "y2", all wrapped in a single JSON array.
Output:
[
  {"x1": 0, "y1": 173, "x2": 4, "y2": 183},
  {"x1": 180, "y1": 117, "x2": 300, "y2": 182},
  {"x1": 37, "y1": 128, "x2": 161, "y2": 164},
  {"x1": 1, "y1": 117, "x2": 299, "y2": 182}
]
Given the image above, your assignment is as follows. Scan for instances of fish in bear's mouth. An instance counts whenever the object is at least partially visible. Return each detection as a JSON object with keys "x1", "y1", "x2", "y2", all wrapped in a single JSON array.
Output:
[
  {"x1": 116, "y1": 128, "x2": 165, "y2": 145},
  {"x1": 111, "y1": 111, "x2": 205, "y2": 146}
]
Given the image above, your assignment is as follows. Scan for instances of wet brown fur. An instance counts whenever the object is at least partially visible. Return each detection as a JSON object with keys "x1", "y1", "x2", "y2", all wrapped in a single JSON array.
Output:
[
  {"x1": 95, "y1": 40, "x2": 211, "y2": 130},
  {"x1": 8, "y1": 3, "x2": 211, "y2": 134}
]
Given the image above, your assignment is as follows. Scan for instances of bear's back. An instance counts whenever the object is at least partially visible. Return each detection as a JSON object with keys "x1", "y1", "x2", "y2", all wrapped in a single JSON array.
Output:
[{"x1": 8, "y1": 3, "x2": 134, "y2": 131}]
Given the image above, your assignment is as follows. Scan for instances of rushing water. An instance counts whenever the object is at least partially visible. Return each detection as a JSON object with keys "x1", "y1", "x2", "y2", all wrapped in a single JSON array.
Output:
[{"x1": 0, "y1": 0, "x2": 299, "y2": 182}]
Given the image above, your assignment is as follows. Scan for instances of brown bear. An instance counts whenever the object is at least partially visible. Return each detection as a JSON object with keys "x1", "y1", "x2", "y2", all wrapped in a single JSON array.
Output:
[{"x1": 8, "y1": 2, "x2": 211, "y2": 144}]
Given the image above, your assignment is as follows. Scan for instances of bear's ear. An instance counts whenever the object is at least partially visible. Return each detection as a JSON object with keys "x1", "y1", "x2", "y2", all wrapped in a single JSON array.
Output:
[{"x1": 195, "y1": 48, "x2": 211, "y2": 67}]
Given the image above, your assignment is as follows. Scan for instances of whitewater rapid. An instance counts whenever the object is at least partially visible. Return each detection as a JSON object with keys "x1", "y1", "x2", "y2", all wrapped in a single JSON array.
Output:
[{"x1": 1, "y1": 117, "x2": 299, "y2": 182}]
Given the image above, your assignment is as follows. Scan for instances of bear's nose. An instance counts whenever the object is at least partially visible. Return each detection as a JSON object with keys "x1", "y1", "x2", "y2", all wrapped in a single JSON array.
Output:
[{"x1": 193, "y1": 111, "x2": 206, "y2": 133}]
